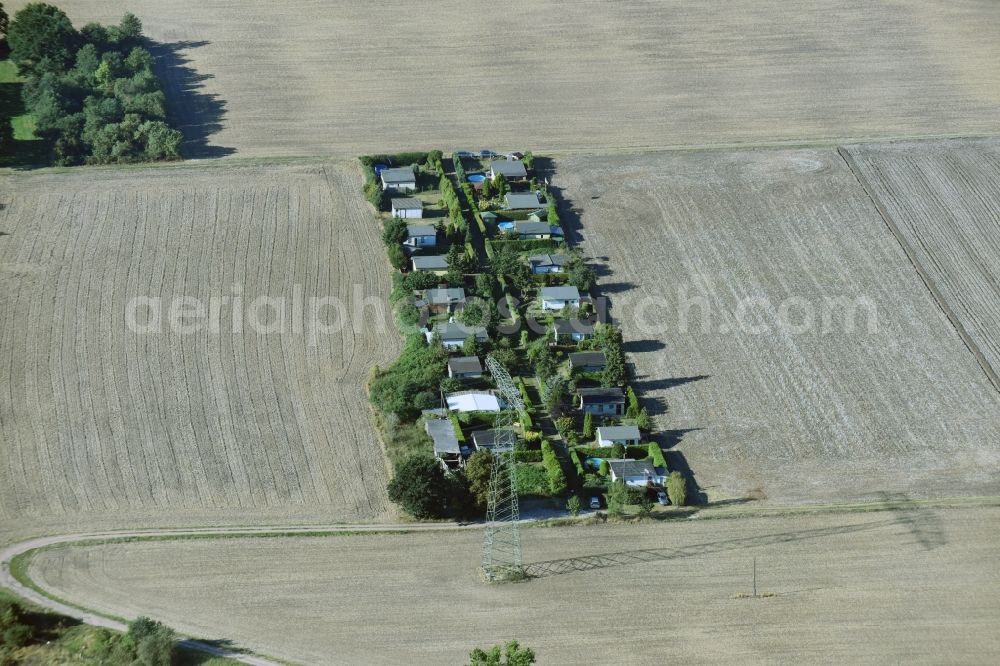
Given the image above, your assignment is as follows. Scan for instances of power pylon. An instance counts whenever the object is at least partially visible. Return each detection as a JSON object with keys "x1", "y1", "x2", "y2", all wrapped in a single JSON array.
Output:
[{"x1": 480, "y1": 355, "x2": 527, "y2": 582}]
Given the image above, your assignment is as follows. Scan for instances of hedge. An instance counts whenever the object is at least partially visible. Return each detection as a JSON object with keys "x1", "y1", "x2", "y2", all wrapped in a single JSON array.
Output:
[
  {"x1": 450, "y1": 413, "x2": 466, "y2": 443},
  {"x1": 648, "y1": 442, "x2": 667, "y2": 469},
  {"x1": 569, "y1": 449, "x2": 586, "y2": 478},
  {"x1": 541, "y1": 441, "x2": 569, "y2": 496},
  {"x1": 361, "y1": 152, "x2": 429, "y2": 167}
]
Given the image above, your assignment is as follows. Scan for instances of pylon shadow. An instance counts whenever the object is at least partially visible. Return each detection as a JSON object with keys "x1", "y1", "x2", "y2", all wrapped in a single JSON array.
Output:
[{"x1": 522, "y1": 517, "x2": 897, "y2": 579}]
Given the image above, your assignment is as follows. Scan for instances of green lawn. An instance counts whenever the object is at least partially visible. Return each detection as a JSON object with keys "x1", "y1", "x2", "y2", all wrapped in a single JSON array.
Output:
[{"x1": 0, "y1": 58, "x2": 52, "y2": 167}]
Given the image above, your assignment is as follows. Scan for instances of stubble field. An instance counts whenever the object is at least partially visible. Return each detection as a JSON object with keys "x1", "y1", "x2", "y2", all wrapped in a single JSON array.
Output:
[
  {"x1": 0, "y1": 162, "x2": 398, "y2": 544},
  {"x1": 6, "y1": 1, "x2": 1000, "y2": 157},
  {"x1": 554, "y1": 147, "x2": 1000, "y2": 503},
  {"x1": 25, "y1": 506, "x2": 1000, "y2": 665},
  {"x1": 844, "y1": 139, "x2": 1000, "y2": 390}
]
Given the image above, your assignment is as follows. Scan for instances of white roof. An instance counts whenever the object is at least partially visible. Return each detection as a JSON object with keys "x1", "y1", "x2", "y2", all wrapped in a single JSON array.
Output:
[{"x1": 446, "y1": 391, "x2": 501, "y2": 413}]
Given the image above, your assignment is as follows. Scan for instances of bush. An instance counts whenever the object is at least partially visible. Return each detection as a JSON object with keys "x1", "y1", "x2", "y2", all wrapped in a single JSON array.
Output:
[
  {"x1": 515, "y1": 449, "x2": 542, "y2": 463},
  {"x1": 369, "y1": 334, "x2": 447, "y2": 420},
  {"x1": 566, "y1": 495, "x2": 581, "y2": 516},
  {"x1": 2, "y1": 624, "x2": 31, "y2": 648},
  {"x1": 516, "y1": 463, "x2": 549, "y2": 497},
  {"x1": 387, "y1": 453, "x2": 453, "y2": 518}
]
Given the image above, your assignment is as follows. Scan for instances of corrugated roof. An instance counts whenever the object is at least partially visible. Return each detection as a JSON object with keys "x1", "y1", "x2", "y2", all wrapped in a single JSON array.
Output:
[
  {"x1": 425, "y1": 418, "x2": 461, "y2": 455},
  {"x1": 540, "y1": 286, "x2": 581, "y2": 301},
  {"x1": 411, "y1": 255, "x2": 449, "y2": 270},
  {"x1": 407, "y1": 224, "x2": 436, "y2": 237},
  {"x1": 506, "y1": 193, "x2": 543, "y2": 209},
  {"x1": 391, "y1": 197, "x2": 423, "y2": 209},
  {"x1": 490, "y1": 160, "x2": 528, "y2": 178},
  {"x1": 382, "y1": 167, "x2": 416, "y2": 183},
  {"x1": 448, "y1": 356, "x2": 483, "y2": 374},
  {"x1": 597, "y1": 425, "x2": 641, "y2": 441},
  {"x1": 568, "y1": 351, "x2": 606, "y2": 367}
]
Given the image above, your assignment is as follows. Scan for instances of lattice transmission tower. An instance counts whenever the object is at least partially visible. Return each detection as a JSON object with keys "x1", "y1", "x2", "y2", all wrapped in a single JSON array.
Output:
[{"x1": 480, "y1": 355, "x2": 527, "y2": 582}]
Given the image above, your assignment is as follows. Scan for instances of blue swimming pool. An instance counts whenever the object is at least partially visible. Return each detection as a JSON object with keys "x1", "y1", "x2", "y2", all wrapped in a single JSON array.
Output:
[
  {"x1": 498, "y1": 221, "x2": 515, "y2": 231},
  {"x1": 467, "y1": 174, "x2": 486, "y2": 183}
]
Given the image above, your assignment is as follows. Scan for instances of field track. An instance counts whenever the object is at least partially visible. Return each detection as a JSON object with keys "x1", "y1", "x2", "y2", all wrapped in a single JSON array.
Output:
[
  {"x1": 554, "y1": 147, "x2": 1000, "y2": 503},
  {"x1": 6, "y1": 1, "x2": 1000, "y2": 156},
  {"x1": 0, "y1": 162, "x2": 399, "y2": 544},
  {"x1": 18, "y1": 505, "x2": 1000, "y2": 665},
  {"x1": 844, "y1": 140, "x2": 1000, "y2": 392}
]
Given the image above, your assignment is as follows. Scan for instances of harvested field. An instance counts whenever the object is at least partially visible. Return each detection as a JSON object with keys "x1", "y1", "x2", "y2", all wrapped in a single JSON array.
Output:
[
  {"x1": 6, "y1": 1, "x2": 1000, "y2": 157},
  {"x1": 26, "y1": 506, "x2": 1000, "y2": 665},
  {"x1": 0, "y1": 162, "x2": 398, "y2": 543},
  {"x1": 554, "y1": 148, "x2": 1000, "y2": 503},
  {"x1": 844, "y1": 139, "x2": 1000, "y2": 390}
]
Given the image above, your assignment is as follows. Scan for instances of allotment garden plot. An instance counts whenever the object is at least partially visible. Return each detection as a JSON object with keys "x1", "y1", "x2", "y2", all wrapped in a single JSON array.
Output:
[
  {"x1": 0, "y1": 162, "x2": 399, "y2": 540},
  {"x1": 554, "y1": 148, "x2": 1000, "y2": 503}
]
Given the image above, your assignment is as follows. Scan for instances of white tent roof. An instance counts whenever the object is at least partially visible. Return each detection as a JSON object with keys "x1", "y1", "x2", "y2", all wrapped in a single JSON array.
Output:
[{"x1": 446, "y1": 391, "x2": 502, "y2": 413}]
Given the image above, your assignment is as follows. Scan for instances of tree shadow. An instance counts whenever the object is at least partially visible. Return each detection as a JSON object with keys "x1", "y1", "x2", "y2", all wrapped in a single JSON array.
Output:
[
  {"x1": 147, "y1": 40, "x2": 234, "y2": 159},
  {"x1": 522, "y1": 517, "x2": 897, "y2": 579},
  {"x1": 622, "y1": 339, "x2": 666, "y2": 354},
  {"x1": 0, "y1": 76, "x2": 54, "y2": 169},
  {"x1": 598, "y1": 281, "x2": 638, "y2": 294},
  {"x1": 633, "y1": 375, "x2": 710, "y2": 393}
]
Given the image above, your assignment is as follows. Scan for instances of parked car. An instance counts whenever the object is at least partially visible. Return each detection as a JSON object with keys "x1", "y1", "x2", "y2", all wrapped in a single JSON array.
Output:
[
  {"x1": 589, "y1": 496, "x2": 601, "y2": 510},
  {"x1": 479, "y1": 149, "x2": 496, "y2": 159},
  {"x1": 657, "y1": 490, "x2": 668, "y2": 506},
  {"x1": 455, "y1": 150, "x2": 473, "y2": 158}
]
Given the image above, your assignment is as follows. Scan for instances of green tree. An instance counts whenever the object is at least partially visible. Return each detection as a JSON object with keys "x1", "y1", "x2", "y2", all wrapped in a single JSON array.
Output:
[
  {"x1": 566, "y1": 494, "x2": 581, "y2": 516},
  {"x1": 382, "y1": 216, "x2": 408, "y2": 246},
  {"x1": 0, "y1": 3, "x2": 9, "y2": 39},
  {"x1": 605, "y1": 479, "x2": 629, "y2": 517},
  {"x1": 8, "y1": 3, "x2": 81, "y2": 76},
  {"x1": 610, "y1": 443, "x2": 625, "y2": 459},
  {"x1": 493, "y1": 172, "x2": 509, "y2": 197},
  {"x1": 667, "y1": 471, "x2": 687, "y2": 506},
  {"x1": 463, "y1": 449, "x2": 493, "y2": 509},
  {"x1": 139, "y1": 120, "x2": 182, "y2": 159},
  {"x1": 636, "y1": 407, "x2": 652, "y2": 432},
  {"x1": 582, "y1": 411, "x2": 594, "y2": 440},
  {"x1": 637, "y1": 492, "x2": 654, "y2": 517},
  {"x1": 598, "y1": 459, "x2": 610, "y2": 477},
  {"x1": 110, "y1": 12, "x2": 143, "y2": 45},
  {"x1": 463, "y1": 333, "x2": 482, "y2": 357},
  {"x1": 596, "y1": 324, "x2": 626, "y2": 387},
  {"x1": 387, "y1": 243, "x2": 408, "y2": 271},
  {"x1": 468, "y1": 640, "x2": 536, "y2": 666},
  {"x1": 481, "y1": 176, "x2": 493, "y2": 200},
  {"x1": 128, "y1": 617, "x2": 175, "y2": 666},
  {"x1": 566, "y1": 255, "x2": 596, "y2": 292},
  {"x1": 396, "y1": 302, "x2": 421, "y2": 328},
  {"x1": 387, "y1": 453, "x2": 452, "y2": 518},
  {"x1": 625, "y1": 386, "x2": 640, "y2": 418}
]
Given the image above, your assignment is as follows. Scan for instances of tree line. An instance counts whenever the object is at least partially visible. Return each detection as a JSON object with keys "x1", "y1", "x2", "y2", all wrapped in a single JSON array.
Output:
[{"x1": 5, "y1": 3, "x2": 182, "y2": 164}]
